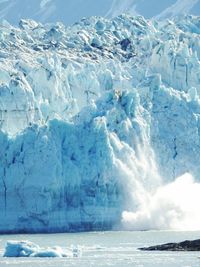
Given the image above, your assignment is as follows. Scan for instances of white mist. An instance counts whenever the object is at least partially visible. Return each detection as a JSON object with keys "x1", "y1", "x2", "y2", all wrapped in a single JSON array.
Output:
[{"x1": 122, "y1": 173, "x2": 200, "y2": 230}]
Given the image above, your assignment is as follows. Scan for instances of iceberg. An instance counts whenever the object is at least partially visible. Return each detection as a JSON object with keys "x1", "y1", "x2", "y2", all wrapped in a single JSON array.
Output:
[
  {"x1": 3, "y1": 240, "x2": 71, "y2": 257},
  {"x1": 0, "y1": 14, "x2": 200, "y2": 232}
]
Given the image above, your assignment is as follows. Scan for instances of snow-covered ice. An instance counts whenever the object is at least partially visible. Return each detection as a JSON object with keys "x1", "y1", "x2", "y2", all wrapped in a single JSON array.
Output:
[{"x1": 0, "y1": 14, "x2": 200, "y2": 232}]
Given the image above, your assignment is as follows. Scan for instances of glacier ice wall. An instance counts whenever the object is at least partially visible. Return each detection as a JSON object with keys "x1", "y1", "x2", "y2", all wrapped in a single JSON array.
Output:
[{"x1": 0, "y1": 15, "x2": 200, "y2": 232}]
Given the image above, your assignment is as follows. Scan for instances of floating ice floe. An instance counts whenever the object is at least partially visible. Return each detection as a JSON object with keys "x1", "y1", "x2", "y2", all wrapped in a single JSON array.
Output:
[{"x1": 3, "y1": 240, "x2": 75, "y2": 258}]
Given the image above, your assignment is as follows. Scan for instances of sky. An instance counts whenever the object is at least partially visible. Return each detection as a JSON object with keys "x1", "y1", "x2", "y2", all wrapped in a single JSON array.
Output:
[{"x1": 0, "y1": 0, "x2": 199, "y2": 25}]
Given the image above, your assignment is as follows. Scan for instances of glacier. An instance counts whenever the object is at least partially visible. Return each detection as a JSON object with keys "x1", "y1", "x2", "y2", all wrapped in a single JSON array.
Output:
[{"x1": 0, "y1": 14, "x2": 200, "y2": 232}]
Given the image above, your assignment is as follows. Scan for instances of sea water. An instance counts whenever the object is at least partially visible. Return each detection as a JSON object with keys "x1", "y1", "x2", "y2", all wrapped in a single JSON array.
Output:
[{"x1": 0, "y1": 231, "x2": 200, "y2": 267}]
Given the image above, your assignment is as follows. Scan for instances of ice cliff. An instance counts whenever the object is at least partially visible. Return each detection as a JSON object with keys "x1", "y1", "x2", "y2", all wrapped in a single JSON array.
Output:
[{"x1": 1, "y1": 14, "x2": 200, "y2": 232}]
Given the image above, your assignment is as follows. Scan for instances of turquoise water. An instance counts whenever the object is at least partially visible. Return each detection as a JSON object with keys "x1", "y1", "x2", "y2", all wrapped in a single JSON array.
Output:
[{"x1": 0, "y1": 231, "x2": 200, "y2": 267}]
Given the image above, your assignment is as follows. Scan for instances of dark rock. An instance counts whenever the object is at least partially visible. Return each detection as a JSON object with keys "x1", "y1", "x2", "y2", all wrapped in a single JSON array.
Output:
[{"x1": 139, "y1": 239, "x2": 200, "y2": 251}]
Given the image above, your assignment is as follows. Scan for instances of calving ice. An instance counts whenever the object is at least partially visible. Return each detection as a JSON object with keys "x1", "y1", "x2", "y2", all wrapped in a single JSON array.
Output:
[{"x1": 0, "y1": 14, "x2": 200, "y2": 233}]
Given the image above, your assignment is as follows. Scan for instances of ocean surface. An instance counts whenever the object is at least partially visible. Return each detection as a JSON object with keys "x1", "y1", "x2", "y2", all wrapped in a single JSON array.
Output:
[{"x1": 0, "y1": 231, "x2": 200, "y2": 267}]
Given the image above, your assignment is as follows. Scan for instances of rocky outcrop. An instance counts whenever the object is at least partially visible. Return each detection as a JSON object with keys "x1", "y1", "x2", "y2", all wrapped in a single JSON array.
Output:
[{"x1": 139, "y1": 239, "x2": 200, "y2": 251}]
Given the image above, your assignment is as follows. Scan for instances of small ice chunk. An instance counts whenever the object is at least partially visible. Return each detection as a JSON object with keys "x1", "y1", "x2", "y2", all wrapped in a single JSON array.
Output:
[
  {"x1": 71, "y1": 245, "x2": 82, "y2": 257},
  {"x1": 3, "y1": 240, "x2": 39, "y2": 257},
  {"x1": 31, "y1": 249, "x2": 62, "y2": 258}
]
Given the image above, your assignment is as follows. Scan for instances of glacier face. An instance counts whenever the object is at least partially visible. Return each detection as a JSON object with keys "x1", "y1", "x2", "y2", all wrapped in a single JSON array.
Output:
[{"x1": 1, "y1": 15, "x2": 200, "y2": 232}]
